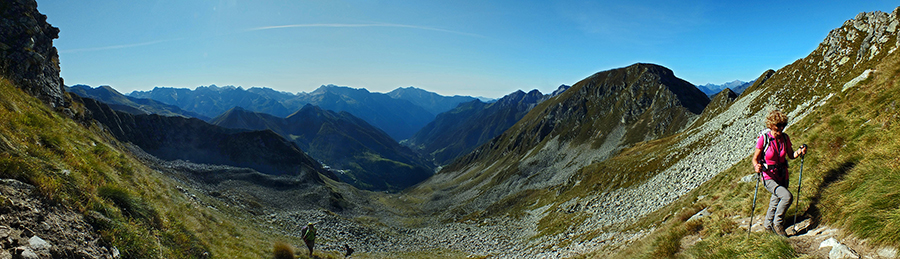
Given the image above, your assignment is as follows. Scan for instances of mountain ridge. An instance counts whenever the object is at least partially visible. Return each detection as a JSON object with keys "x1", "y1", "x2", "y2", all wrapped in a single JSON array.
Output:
[
  {"x1": 66, "y1": 84, "x2": 211, "y2": 120},
  {"x1": 405, "y1": 89, "x2": 546, "y2": 166},
  {"x1": 386, "y1": 86, "x2": 479, "y2": 116},
  {"x1": 697, "y1": 79, "x2": 754, "y2": 96},
  {"x1": 75, "y1": 94, "x2": 332, "y2": 181},
  {"x1": 211, "y1": 104, "x2": 433, "y2": 192}
]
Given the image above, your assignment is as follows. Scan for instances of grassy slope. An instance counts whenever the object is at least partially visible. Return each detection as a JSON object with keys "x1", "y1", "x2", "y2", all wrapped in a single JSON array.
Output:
[
  {"x1": 600, "y1": 41, "x2": 900, "y2": 259},
  {"x1": 0, "y1": 78, "x2": 302, "y2": 258}
]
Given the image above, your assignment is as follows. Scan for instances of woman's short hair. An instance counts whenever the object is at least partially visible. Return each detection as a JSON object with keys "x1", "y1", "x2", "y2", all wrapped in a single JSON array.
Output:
[{"x1": 766, "y1": 109, "x2": 789, "y2": 129}]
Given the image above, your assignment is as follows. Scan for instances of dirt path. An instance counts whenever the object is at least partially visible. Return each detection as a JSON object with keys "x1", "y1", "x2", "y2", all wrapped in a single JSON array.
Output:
[{"x1": 736, "y1": 217, "x2": 898, "y2": 259}]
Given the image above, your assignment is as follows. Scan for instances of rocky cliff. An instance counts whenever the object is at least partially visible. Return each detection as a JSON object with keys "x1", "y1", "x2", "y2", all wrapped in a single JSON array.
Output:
[{"x1": 0, "y1": 0, "x2": 68, "y2": 110}]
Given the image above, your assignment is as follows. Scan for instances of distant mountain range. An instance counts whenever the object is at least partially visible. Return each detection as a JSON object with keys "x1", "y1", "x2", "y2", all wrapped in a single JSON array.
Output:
[
  {"x1": 696, "y1": 80, "x2": 754, "y2": 96},
  {"x1": 210, "y1": 105, "x2": 433, "y2": 192},
  {"x1": 387, "y1": 87, "x2": 478, "y2": 116},
  {"x1": 68, "y1": 82, "x2": 561, "y2": 190},
  {"x1": 128, "y1": 85, "x2": 476, "y2": 141}
]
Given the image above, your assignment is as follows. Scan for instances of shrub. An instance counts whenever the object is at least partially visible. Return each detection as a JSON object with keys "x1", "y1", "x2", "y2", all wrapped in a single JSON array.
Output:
[{"x1": 273, "y1": 242, "x2": 295, "y2": 259}]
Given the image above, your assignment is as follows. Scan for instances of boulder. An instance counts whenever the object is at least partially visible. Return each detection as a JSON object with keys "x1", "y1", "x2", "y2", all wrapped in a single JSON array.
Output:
[
  {"x1": 820, "y1": 237, "x2": 860, "y2": 259},
  {"x1": 27, "y1": 235, "x2": 50, "y2": 251},
  {"x1": 687, "y1": 208, "x2": 710, "y2": 222}
]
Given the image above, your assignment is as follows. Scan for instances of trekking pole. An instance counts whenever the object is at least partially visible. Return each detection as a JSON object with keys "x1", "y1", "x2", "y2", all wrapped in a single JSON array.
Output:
[
  {"x1": 792, "y1": 144, "x2": 807, "y2": 233},
  {"x1": 748, "y1": 171, "x2": 761, "y2": 238}
]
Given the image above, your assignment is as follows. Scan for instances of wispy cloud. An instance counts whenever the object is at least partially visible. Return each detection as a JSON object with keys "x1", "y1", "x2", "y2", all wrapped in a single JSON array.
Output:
[
  {"x1": 59, "y1": 38, "x2": 184, "y2": 54},
  {"x1": 58, "y1": 23, "x2": 481, "y2": 54},
  {"x1": 246, "y1": 23, "x2": 485, "y2": 38}
]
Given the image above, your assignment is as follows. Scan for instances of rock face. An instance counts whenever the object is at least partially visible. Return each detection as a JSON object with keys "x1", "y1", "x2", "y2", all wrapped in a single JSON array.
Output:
[
  {"x1": 0, "y1": 179, "x2": 115, "y2": 258},
  {"x1": 819, "y1": 9, "x2": 900, "y2": 71},
  {"x1": 0, "y1": 0, "x2": 69, "y2": 109}
]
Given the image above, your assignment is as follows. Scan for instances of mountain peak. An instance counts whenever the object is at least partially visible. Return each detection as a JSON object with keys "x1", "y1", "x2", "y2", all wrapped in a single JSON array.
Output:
[{"x1": 584, "y1": 62, "x2": 710, "y2": 115}]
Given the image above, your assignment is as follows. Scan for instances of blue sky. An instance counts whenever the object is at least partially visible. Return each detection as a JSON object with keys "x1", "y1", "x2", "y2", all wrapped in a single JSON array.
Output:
[{"x1": 38, "y1": 1, "x2": 899, "y2": 98}]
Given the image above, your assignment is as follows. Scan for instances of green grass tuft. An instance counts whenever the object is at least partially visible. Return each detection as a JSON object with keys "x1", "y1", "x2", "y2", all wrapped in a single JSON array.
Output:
[{"x1": 273, "y1": 242, "x2": 295, "y2": 259}]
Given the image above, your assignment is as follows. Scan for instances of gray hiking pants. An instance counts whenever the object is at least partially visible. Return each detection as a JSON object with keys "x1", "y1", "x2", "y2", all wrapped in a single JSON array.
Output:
[{"x1": 763, "y1": 178, "x2": 793, "y2": 229}]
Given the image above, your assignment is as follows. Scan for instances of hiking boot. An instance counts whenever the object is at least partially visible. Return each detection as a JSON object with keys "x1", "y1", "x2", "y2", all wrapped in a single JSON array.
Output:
[{"x1": 774, "y1": 226, "x2": 788, "y2": 237}]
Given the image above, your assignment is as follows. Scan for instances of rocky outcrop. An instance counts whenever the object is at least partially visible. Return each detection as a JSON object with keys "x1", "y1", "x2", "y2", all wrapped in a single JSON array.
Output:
[
  {"x1": 0, "y1": 0, "x2": 69, "y2": 109},
  {"x1": 818, "y1": 8, "x2": 900, "y2": 71},
  {"x1": 0, "y1": 179, "x2": 116, "y2": 258}
]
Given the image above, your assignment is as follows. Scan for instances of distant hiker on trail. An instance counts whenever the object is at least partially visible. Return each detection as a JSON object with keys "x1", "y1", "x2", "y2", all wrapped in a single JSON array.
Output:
[
  {"x1": 751, "y1": 110, "x2": 808, "y2": 237},
  {"x1": 344, "y1": 244, "x2": 354, "y2": 257},
  {"x1": 301, "y1": 222, "x2": 316, "y2": 257}
]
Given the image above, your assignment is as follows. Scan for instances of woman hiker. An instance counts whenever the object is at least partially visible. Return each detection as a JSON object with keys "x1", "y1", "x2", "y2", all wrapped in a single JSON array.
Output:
[
  {"x1": 752, "y1": 109, "x2": 808, "y2": 237},
  {"x1": 301, "y1": 222, "x2": 316, "y2": 257}
]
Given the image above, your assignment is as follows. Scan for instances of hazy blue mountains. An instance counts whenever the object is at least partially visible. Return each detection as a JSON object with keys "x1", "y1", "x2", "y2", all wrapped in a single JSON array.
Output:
[
  {"x1": 211, "y1": 105, "x2": 434, "y2": 192},
  {"x1": 301, "y1": 85, "x2": 434, "y2": 141},
  {"x1": 386, "y1": 86, "x2": 478, "y2": 116},
  {"x1": 129, "y1": 85, "x2": 294, "y2": 118},
  {"x1": 130, "y1": 85, "x2": 472, "y2": 141},
  {"x1": 696, "y1": 80, "x2": 754, "y2": 96}
]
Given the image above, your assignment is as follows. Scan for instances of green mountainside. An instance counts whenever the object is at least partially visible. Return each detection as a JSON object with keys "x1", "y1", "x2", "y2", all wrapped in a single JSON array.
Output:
[
  {"x1": 211, "y1": 105, "x2": 434, "y2": 192},
  {"x1": 405, "y1": 8, "x2": 900, "y2": 258},
  {"x1": 404, "y1": 89, "x2": 545, "y2": 166},
  {"x1": 1, "y1": 76, "x2": 360, "y2": 258},
  {"x1": 408, "y1": 63, "x2": 711, "y2": 223},
  {"x1": 76, "y1": 95, "x2": 330, "y2": 180}
]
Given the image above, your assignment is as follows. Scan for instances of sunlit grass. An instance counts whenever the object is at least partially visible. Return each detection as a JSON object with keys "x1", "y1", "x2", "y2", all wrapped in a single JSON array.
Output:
[
  {"x1": 0, "y1": 77, "x2": 302, "y2": 258},
  {"x1": 608, "y1": 40, "x2": 900, "y2": 258}
]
